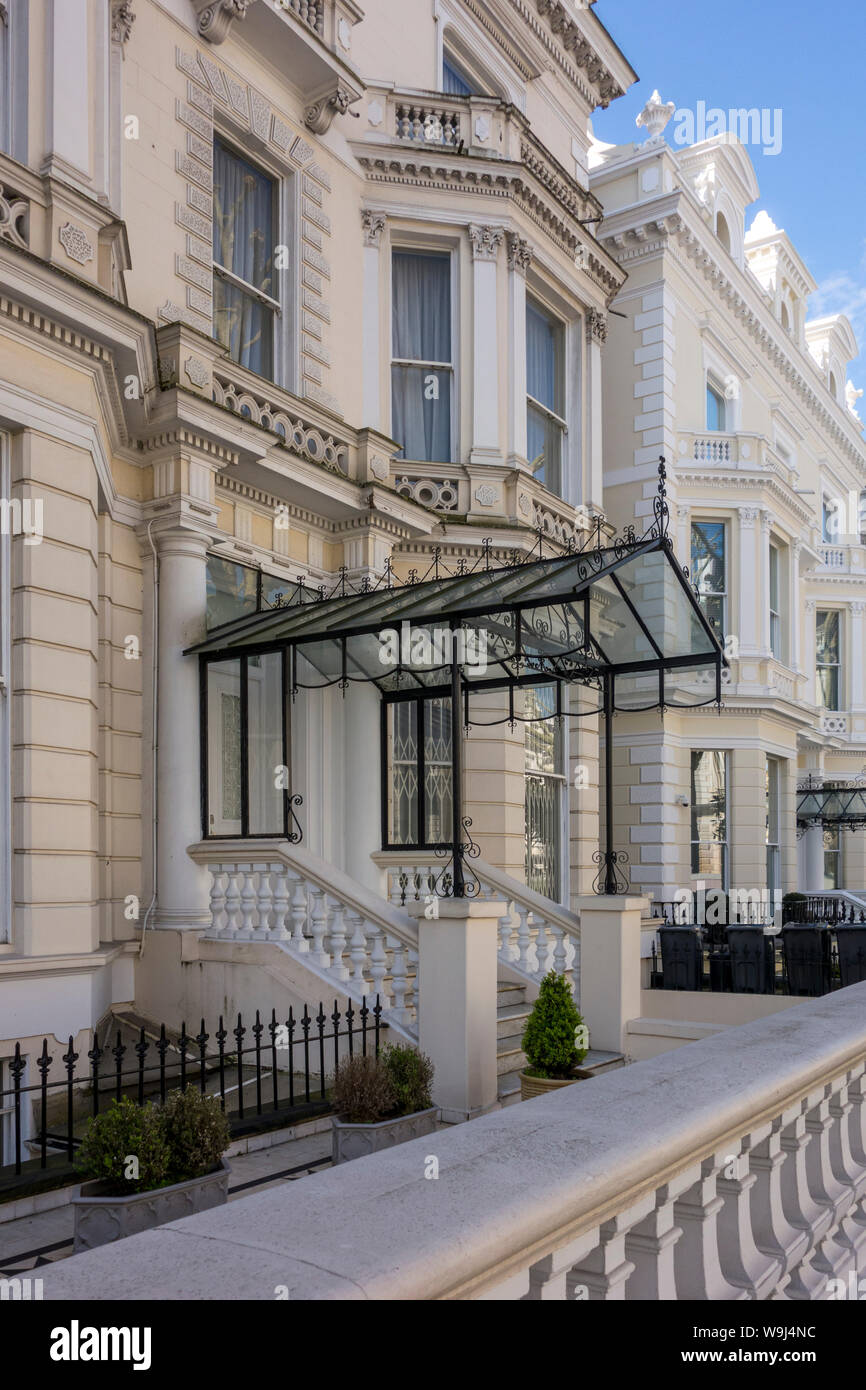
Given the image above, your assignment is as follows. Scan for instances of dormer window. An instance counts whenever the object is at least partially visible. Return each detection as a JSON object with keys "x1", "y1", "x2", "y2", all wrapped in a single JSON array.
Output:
[{"x1": 829, "y1": 371, "x2": 838, "y2": 400}]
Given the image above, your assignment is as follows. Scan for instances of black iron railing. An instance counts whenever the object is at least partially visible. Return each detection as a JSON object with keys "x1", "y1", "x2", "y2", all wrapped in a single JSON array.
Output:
[
  {"x1": 0, "y1": 997, "x2": 382, "y2": 1182},
  {"x1": 647, "y1": 925, "x2": 850, "y2": 997}
]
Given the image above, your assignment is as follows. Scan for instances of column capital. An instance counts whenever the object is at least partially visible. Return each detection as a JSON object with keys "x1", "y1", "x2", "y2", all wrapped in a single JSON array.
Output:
[
  {"x1": 585, "y1": 308, "x2": 607, "y2": 345},
  {"x1": 505, "y1": 231, "x2": 532, "y2": 274},
  {"x1": 738, "y1": 505, "x2": 760, "y2": 529},
  {"x1": 759, "y1": 508, "x2": 774, "y2": 533},
  {"x1": 851, "y1": 601, "x2": 866, "y2": 617},
  {"x1": 361, "y1": 209, "x2": 387, "y2": 248},
  {"x1": 110, "y1": 0, "x2": 136, "y2": 45},
  {"x1": 468, "y1": 224, "x2": 505, "y2": 261}
]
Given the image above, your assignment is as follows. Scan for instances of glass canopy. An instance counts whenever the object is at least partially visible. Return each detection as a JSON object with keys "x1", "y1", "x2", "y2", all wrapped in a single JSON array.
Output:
[{"x1": 797, "y1": 780, "x2": 866, "y2": 830}]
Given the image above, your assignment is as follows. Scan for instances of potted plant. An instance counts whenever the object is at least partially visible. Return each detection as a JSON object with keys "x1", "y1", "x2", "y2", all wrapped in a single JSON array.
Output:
[
  {"x1": 519, "y1": 970, "x2": 588, "y2": 1101},
  {"x1": 331, "y1": 1043, "x2": 438, "y2": 1164},
  {"x1": 73, "y1": 1090, "x2": 231, "y2": 1252}
]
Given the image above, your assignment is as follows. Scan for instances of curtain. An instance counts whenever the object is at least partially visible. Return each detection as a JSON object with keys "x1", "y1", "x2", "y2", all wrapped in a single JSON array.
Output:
[
  {"x1": 526, "y1": 302, "x2": 562, "y2": 492},
  {"x1": 213, "y1": 142, "x2": 275, "y2": 376},
  {"x1": 391, "y1": 252, "x2": 451, "y2": 462},
  {"x1": 442, "y1": 56, "x2": 473, "y2": 96}
]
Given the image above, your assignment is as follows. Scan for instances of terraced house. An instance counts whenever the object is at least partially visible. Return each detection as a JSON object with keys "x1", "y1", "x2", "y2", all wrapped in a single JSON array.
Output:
[{"x1": 0, "y1": 0, "x2": 663, "y2": 1139}]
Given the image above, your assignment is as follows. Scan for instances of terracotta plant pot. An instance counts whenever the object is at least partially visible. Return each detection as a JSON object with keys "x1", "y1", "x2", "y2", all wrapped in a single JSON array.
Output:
[{"x1": 519, "y1": 1070, "x2": 582, "y2": 1101}]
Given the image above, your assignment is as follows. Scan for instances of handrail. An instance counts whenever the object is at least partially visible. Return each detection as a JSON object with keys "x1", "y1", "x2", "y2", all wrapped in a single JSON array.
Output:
[{"x1": 40, "y1": 982, "x2": 866, "y2": 1301}]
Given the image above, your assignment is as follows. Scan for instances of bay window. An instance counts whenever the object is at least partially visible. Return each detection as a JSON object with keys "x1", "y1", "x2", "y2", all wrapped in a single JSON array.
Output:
[
  {"x1": 391, "y1": 251, "x2": 453, "y2": 463},
  {"x1": 691, "y1": 750, "x2": 728, "y2": 883},
  {"x1": 526, "y1": 299, "x2": 566, "y2": 497},
  {"x1": 690, "y1": 521, "x2": 726, "y2": 634},
  {"x1": 816, "y1": 610, "x2": 841, "y2": 709},
  {"x1": 213, "y1": 139, "x2": 279, "y2": 379}
]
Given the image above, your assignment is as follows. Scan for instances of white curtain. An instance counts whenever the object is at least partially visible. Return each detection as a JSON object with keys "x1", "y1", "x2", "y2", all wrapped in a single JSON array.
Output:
[
  {"x1": 391, "y1": 252, "x2": 451, "y2": 462},
  {"x1": 213, "y1": 142, "x2": 275, "y2": 376}
]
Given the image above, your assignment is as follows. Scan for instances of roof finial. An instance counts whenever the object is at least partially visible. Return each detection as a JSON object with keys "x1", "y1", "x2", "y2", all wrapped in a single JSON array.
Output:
[{"x1": 636, "y1": 90, "x2": 675, "y2": 143}]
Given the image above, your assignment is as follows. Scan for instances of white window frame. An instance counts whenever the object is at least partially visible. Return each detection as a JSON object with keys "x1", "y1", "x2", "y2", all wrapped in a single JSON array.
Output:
[
  {"x1": 769, "y1": 540, "x2": 782, "y2": 660},
  {"x1": 705, "y1": 377, "x2": 727, "y2": 433},
  {"x1": 0, "y1": 431, "x2": 10, "y2": 944},
  {"x1": 690, "y1": 518, "x2": 727, "y2": 635},
  {"x1": 212, "y1": 133, "x2": 293, "y2": 389},
  {"x1": 525, "y1": 293, "x2": 568, "y2": 501},
  {"x1": 690, "y1": 749, "x2": 730, "y2": 889},
  {"x1": 765, "y1": 756, "x2": 781, "y2": 900},
  {"x1": 816, "y1": 609, "x2": 842, "y2": 711},
  {"x1": 389, "y1": 240, "x2": 458, "y2": 465},
  {"x1": 0, "y1": 0, "x2": 27, "y2": 162}
]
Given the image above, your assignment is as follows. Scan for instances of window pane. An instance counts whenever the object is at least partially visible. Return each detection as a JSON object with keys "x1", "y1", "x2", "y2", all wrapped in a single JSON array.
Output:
[
  {"x1": 524, "y1": 686, "x2": 561, "y2": 775},
  {"x1": 207, "y1": 556, "x2": 259, "y2": 629},
  {"x1": 526, "y1": 301, "x2": 562, "y2": 415},
  {"x1": 387, "y1": 703, "x2": 418, "y2": 845},
  {"x1": 213, "y1": 141, "x2": 274, "y2": 294},
  {"x1": 442, "y1": 55, "x2": 472, "y2": 95},
  {"x1": 247, "y1": 653, "x2": 285, "y2": 835},
  {"x1": 525, "y1": 775, "x2": 561, "y2": 899},
  {"x1": 691, "y1": 750, "x2": 726, "y2": 875},
  {"x1": 816, "y1": 610, "x2": 839, "y2": 663},
  {"x1": 213, "y1": 276, "x2": 274, "y2": 378},
  {"x1": 207, "y1": 659, "x2": 242, "y2": 835},
  {"x1": 818, "y1": 666, "x2": 839, "y2": 710},
  {"x1": 691, "y1": 522, "x2": 725, "y2": 596},
  {"x1": 527, "y1": 402, "x2": 562, "y2": 495},
  {"x1": 423, "y1": 698, "x2": 452, "y2": 844},
  {"x1": 391, "y1": 364, "x2": 451, "y2": 462},
  {"x1": 706, "y1": 384, "x2": 725, "y2": 431},
  {"x1": 823, "y1": 827, "x2": 840, "y2": 890},
  {"x1": 392, "y1": 252, "x2": 450, "y2": 363}
]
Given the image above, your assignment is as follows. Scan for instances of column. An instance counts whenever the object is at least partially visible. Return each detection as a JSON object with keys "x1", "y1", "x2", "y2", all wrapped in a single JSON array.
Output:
[
  {"x1": 801, "y1": 820, "x2": 825, "y2": 893},
  {"x1": 342, "y1": 683, "x2": 381, "y2": 893},
  {"x1": 850, "y1": 602, "x2": 866, "y2": 711},
  {"x1": 760, "y1": 510, "x2": 773, "y2": 656},
  {"x1": 468, "y1": 224, "x2": 504, "y2": 465},
  {"x1": 505, "y1": 232, "x2": 530, "y2": 469},
  {"x1": 577, "y1": 895, "x2": 648, "y2": 1056},
  {"x1": 585, "y1": 310, "x2": 607, "y2": 514},
  {"x1": 790, "y1": 542, "x2": 802, "y2": 673},
  {"x1": 737, "y1": 507, "x2": 760, "y2": 656},
  {"x1": 152, "y1": 524, "x2": 212, "y2": 927},
  {"x1": 361, "y1": 211, "x2": 386, "y2": 431},
  {"x1": 803, "y1": 599, "x2": 817, "y2": 706},
  {"x1": 408, "y1": 897, "x2": 503, "y2": 1123}
]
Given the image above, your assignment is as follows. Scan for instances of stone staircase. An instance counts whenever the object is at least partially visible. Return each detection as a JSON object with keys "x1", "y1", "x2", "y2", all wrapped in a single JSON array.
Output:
[{"x1": 497, "y1": 978, "x2": 531, "y2": 1106}]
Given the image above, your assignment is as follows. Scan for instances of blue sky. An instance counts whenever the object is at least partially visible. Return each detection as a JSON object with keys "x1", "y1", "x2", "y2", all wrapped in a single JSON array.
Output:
[{"x1": 591, "y1": 0, "x2": 866, "y2": 387}]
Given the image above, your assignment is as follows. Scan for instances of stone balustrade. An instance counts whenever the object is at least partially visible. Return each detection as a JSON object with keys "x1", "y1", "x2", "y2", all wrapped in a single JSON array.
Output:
[
  {"x1": 40, "y1": 983, "x2": 866, "y2": 1300},
  {"x1": 190, "y1": 841, "x2": 419, "y2": 1030}
]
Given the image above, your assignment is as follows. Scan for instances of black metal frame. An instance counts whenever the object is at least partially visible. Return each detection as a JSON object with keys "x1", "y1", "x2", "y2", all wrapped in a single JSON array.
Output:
[
  {"x1": 189, "y1": 461, "x2": 726, "y2": 895},
  {"x1": 380, "y1": 689, "x2": 454, "y2": 853},
  {"x1": 796, "y1": 776, "x2": 866, "y2": 834}
]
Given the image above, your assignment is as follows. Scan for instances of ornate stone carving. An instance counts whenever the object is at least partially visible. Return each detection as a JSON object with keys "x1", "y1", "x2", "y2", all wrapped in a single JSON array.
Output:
[
  {"x1": 585, "y1": 309, "x2": 607, "y2": 345},
  {"x1": 474, "y1": 483, "x2": 499, "y2": 507},
  {"x1": 58, "y1": 222, "x2": 94, "y2": 265},
  {"x1": 518, "y1": 493, "x2": 532, "y2": 517},
  {"x1": 850, "y1": 601, "x2": 866, "y2": 618},
  {"x1": 506, "y1": 232, "x2": 531, "y2": 275},
  {"x1": 635, "y1": 89, "x2": 676, "y2": 142},
  {"x1": 738, "y1": 506, "x2": 760, "y2": 529},
  {"x1": 192, "y1": 0, "x2": 256, "y2": 45},
  {"x1": 846, "y1": 381, "x2": 863, "y2": 420},
  {"x1": 468, "y1": 225, "x2": 504, "y2": 261},
  {"x1": 395, "y1": 476, "x2": 459, "y2": 511},
  {"x1": 474, "y1": 114, "x2": 491, "y2": 143},
  {"x1": 759, "y1": 509, "x2": 774, "y2": 533},
  {"x1": 361, "y1": 210, "x2": 386, "y2": 248},
  {"x1": 110, "y1": 0, "x2": 136, "y2": 44},
  {"x1": 369, "y1": 454, "x2": 389, "y2": 481},
  {"x1": 305, "y1": 86, "x2": 356, "y2": 135},
  {"x1": 0, "y1": 184, "x2": 28, "y2": 249},
  {"x1": 184, "y1": 357, "x2": 210, "y2": 389}
]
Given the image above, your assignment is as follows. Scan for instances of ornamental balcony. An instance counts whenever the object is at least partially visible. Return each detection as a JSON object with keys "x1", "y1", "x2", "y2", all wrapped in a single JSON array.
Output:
[{"x1": 676, "y1": 430, "x2": 800, "y2": 491}]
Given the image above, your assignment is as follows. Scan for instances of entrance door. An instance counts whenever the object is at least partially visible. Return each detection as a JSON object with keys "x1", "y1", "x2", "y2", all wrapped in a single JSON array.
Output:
[{"x1": 207, "y1": 659, "x2": 242, "y2": 836}]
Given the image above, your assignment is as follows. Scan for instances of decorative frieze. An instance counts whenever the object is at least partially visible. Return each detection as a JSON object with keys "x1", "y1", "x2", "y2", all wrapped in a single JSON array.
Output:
[
  {"x1": 0, "y1": 183, "x2": 28, "y2": 249},
  {"x1": 58, "y1": 222, "x2": 95, "y2": 265}
]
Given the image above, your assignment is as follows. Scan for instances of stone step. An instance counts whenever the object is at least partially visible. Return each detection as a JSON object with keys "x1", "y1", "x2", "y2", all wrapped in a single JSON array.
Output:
[
  {"x1": 496, "y1": 1033, "x2": 527, "y2": 1076},
  {"x1": 496, "y1": 1000, "x2": 530, "y2": 1039},
  {"x1": 497, "y1": 1069, "x2": 523, "y2": 1107},
  {"x1": 575, "y1": 1050, "x2": 625, "y2": 1078}
]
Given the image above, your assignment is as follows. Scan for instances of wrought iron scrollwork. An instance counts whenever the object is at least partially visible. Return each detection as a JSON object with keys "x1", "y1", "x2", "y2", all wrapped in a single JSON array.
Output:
[
  {"x1": 287, "y1": 793, "x2": 304, "y2": 844},
  {"x1": 433, "y1": 816, "x2": 482, "y2": 899},
  {"x1": 592, "y1": 848, "x2": 630, "y2": 896}
]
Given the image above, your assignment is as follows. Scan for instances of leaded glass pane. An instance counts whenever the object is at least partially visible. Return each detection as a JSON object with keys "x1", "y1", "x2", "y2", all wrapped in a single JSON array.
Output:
[
  {"x1": 387, "y1": 702, "x2": 418, "y2": 845},
  {"x1": 423, "y1": 698, "x2": 452, "y2": 844}
]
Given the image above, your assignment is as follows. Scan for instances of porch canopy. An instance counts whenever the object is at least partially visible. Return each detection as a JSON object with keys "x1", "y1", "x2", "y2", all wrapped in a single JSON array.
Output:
[
  {"x1": 797, "y1": 780, "x2": 866, "y2": 831},
  {"x1": 187, "y1": 521, "x2": 725, "y2": 894}
]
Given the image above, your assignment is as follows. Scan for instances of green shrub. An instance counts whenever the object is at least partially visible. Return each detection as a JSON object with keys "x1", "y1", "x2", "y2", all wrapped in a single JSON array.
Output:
[
  {"x1": 521, "y1": 971, "x2": 587, "y2": 1080},
  {"x1": 332, "y1": 1054, "x2": 396, "y2": 1124},
  {"x1": 382, "y1": 1043, "x2": 434, "y2": 1116},
  {"x1": 160, "y1": 1087, "x2": 230, "y2": 1182},
  {"x1": 75, "y1": 1096, "x2": 171, "y2": 1196}
]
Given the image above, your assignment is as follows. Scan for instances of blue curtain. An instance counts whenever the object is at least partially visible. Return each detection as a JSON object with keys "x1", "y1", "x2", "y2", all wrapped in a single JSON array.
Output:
[
  {"x1": 526, "y1": 301, "x2": 562, "y2": 492},
  {"x1": 442, "y1": 56, "x2": 472, "y2": 96},
  {"x1": 213, "y1": 141, "x2": 275, "y2": 377},
  {"x1": 391, "y1": 252, "x2": 451, "y2": 462}
]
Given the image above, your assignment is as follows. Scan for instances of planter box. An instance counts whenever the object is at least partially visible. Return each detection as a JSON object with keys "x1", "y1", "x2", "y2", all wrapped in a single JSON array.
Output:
[
  {"x1": 332, "y1": 1106, "x2": 439, "y2": 1165},
  {"x1": 519, "y1": 1071, "x2": 581, "y2": 1101},
  {"x1": 72, "y1": 1157, "x2": 230, "y2": 1253}
]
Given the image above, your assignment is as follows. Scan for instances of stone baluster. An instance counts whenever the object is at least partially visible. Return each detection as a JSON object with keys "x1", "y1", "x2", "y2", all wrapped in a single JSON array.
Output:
[
  {"x1": 748, "y1": 1117, "x2": 810, "y2": 1284},
  {"x1": 569, "y1": 1199, "x2": 652, "y2": 1299},
  {"x1": 407, "y1": 946, "x2": 419, "y2": 1016},
  {"x1": 625, "y1": 1176, "x2": 689, "y2": 1300},
  {"x1": 238, "y1": 866, "x2": 257, "y2": 940},
  {"x1": 777, "y1": 1102, "x2": 834, "y2": 1298},
  {"x1": 223, "y1": 866, "x2": 241, "y2": 939},
  {"x1": 309, "y1": 887, "x2": 330, "y2": 966},
  {"x1": 347, "y1": 912, "x2": 369, "y2": 992},
  {"x1": 533, "y1": 916, "x2": 550, "y2": 979},
  {"x1": 209, "y1": 868, "x2": 228, "y2": 938},
  {"x1": 254, "y1": 866, "x2": 273, "y2": 940},
  {"x1": 388, "y1": 867, "x2": 403, "y2": 905},
  {"x1": 828, "y1": 1072, "x2": 866, "y2": 1256},
  {"x1": 368, "y1": 923, "x2": 389, "y2": 1008},
  {"x1": 515, "y1": 904, "x2": 531, "y2": 972},
  {"x1": 270, "y1": 865, "x2": 290, "y2": 941},
  {"x1": 551, "y1": 923, "x2": 567, "y2": 977},
  {"x1": 388, "y1": 934, "x2": 408, "y2": 1021},
  {"x1": 497, "y1": 902, "x2": 515, "y2": 963},
  {"x1": 327, "y1": 899, "x2": 350, "y2": 981},
  {"x1": 522, "y1": 1229, "x2": 601, "y2": 1301},
  {"x1": 289, "y1": 872, "x2": 309, "y2": 952},
  {"x1": 844, "y1": 1067, "x2": 866, "y2": 1218},
  {"x1": 715, "y1": 1130, "x2": 783, "y2": 1298},
  {"x1": 673, "y1": 1154, "x2": 750, "y2": 1300},
  {"x1": 803, "y1": 1087, "x2": 857, "y2": 1281}
]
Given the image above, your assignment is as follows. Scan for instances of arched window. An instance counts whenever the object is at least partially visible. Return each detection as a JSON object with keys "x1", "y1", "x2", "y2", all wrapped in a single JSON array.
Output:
[{"x1": 716, "y1": 212, "x2": 731, "y2": 254}]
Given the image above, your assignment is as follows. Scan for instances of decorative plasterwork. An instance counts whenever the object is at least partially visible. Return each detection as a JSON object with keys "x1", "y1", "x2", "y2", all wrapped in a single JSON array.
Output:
[
  {"x1": 58, "y1": 222, "x2": 95, "y2": 264},
  {"x1": 361, "y1": 209, "x2": 387, "y2": 247},
  {"x1": 506, "y1": 232, "x2": 531, "y2": 274},
  {"x1": 676, "y1": 472, "x2": 814, "y2": 529},
  {"x1": 0, "y1": 183, "x2": 28, "y2": 249},
  {"x1": 468, "y1": 224, "x2": 505, "y2": 261},
  {"x1": 635, "y1": 90, "x2": 675, "y2": 143},
  {"x1": 585, "y1": 308, "x2": 607, "y2": 345},
  {"x1": 192, "y1": 0, "x2": 257, "y2": 45},
  {"x1": 110, "y1": 0, "x2": 136, "y2": 45},
  {"x1": 601, "y1": 209, "x2": 866, "y2": 476},
  {"x1": 497, "y1": 0, "x2": 627, "y2": 109},
  {"x1": 305, "y1": 87, "x2": 356, "y2": 135}
]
